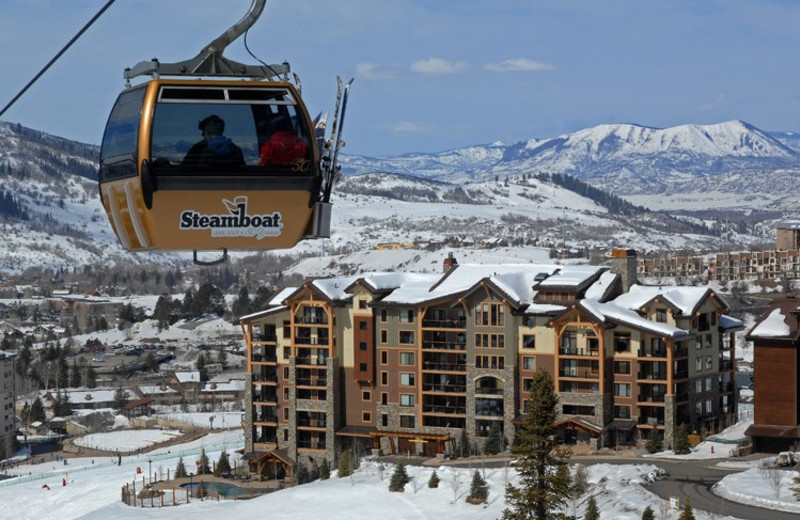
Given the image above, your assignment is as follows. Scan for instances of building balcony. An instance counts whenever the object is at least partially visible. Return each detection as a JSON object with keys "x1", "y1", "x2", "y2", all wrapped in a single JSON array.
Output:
[
  {"x1": 422, "y1": 341, "x2": 466, "y2": 352},
  {"x1": 422, "y1": 362, "x2": 466, "y2": 372},
  {"x1": 637, "y1": 349, "x2": 667, "y2": 358},
  {"x1": 719, "y1": 359, "x2": 733, "y2": 371},
  {"x1": 296, "y1": 419, "x2": 327, "y2": 429},
  {"x1": 422, "y1": 318, "x2": 466, "y2": 329},
  {"x1": 719, "y1": 381, "x2": 734, "y2": 393},
  {"x1": 296, "y1": 377, "x2": 327, "y2": 387},
  {"x1": 294, "y1": 316, "x2": 329, "y2": 325},
  {"x1": 637, "y1": 416, "x2": 665, "y2": 426},
  {"x1": 297, "y1": 441, "x2": 326, "y2": 450},
  {"x1": 558, "y1": 370, "x2": 599, "y2": 379},
  {"x1": 637, "y1": 372, "x2": 667, "y2": 381},
  {"x1": 252, "y1": 374, "x2": 278, "y2": 384},
  {"x1": 637, "y1": 394, "x2": 666, "y2": 403},
  {"x1": 255, "y1": 333, "x2": 278, "y2": 343},
  {"x1": 296, "y1": 357, "x2": 328, "y2": 367},
  {"x1": 252, "y1": 353, "x2": 278, "y2": 363},
  {"x1": 254, "y1": 415, "x2": 278, "y2": 425},
  {"x1": 422, "y1": 405, "x2": 467, "y2": 415},
  {"x1": 422, "y1": 383, "x2": 466, "y2": 393},
  {"x1": 558, "y1": 347, "x2": 599, "y2": 357}
]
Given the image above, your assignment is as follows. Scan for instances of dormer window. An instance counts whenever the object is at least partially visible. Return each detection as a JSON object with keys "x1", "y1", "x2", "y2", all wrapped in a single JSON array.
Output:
[{"x1": 655, "y1": 309, "x2": 667, "y2": 323}]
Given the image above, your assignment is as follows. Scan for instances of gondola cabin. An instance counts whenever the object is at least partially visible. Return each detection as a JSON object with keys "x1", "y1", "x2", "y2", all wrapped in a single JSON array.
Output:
[{"x1": 99, "y1": 79, "x2": 322, "y2": 253}]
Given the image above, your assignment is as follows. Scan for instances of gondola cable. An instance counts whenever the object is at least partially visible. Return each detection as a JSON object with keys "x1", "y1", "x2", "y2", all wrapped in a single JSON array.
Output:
[{"x1": 0, "y1": 0, "x2": 118, "y2": 119}]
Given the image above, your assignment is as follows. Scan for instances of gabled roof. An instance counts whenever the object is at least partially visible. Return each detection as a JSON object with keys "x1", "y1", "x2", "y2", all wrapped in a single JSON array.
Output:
[
  {"x1": 746, "y1": 297, "x2": 800, "y2": 342},
  {"x1": 611, "y1": 284, "x2": 729, "y2": 316},
  {"x1": 578, "y1": 299, "x2": 691, "y2": 339}
]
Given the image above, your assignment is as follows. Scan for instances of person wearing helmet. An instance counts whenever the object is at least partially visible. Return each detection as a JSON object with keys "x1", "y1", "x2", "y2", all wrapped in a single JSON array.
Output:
[{"x1": 182, "y1": 114, "x2": 245, "y2": 167}]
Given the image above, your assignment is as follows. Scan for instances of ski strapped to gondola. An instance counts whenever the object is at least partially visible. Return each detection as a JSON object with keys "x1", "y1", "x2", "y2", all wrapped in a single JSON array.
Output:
[{"x1": 320, "y1": 76, "x2": 354, "y2": 203}]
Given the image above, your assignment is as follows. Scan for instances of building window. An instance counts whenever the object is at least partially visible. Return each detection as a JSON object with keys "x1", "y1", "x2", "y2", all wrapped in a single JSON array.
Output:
[
  {"x1": 655, "y1": 309, "x2": 667, "y2": 323},
  {"x1": 359, "y1": 320, "x2": 368, "y2": 330},
  {"x1": 283, "y1": 367, "x2": 290, "y2": 379},
  {"x1": 283, "y1": 387, "x2": 289, "y2": 399},
  {"x1": 283, "y1": 346, "x2": 291, "y2": 359},
  {"x1": 561, "y1": 331, "x2": 577, "y2": 351},
  {"x1": 359, "y1": 362, "x2": 368, "y2": 372},
  {"x1": 587, "y1": 336, "x2": 599, "y2": 351},
  {"x1": 522, "y1": 357, "x2": 535, "y2": 370},
  {"x1": 475, "y1": 302, "x2": 505, "y2": 326},
  {"x1": 476, "y1": 333, "x2": 505, "y2": 349},
  {"x1": 359, "y1": 299, "x2": 368, "y2": 309},
  {"x1": 705, "y1": 377, "x2": 713, "y2": 391},
  {"x1": 284, "y1": 429, "x2": 289, "y2": 441},
  {"x1": 399, "y1": 352, "x2": 415, "y2": 365},
  {"x1": 362, "y1": 411, "x2": 371, "y2": 422},
  {"x1": 399, "y1": 331, "x2": 415, "y2": 344},
  {"x1": 400, "y1": 373, "x2": 415, "y2": 386},
  {"x1": 522, "y1": 378, "x2": 533, "y2": 392},
  {"x1": 399, "y1": 415, "x2": 415, "y2": 428},
  {"x1": 613, "y1": 383, "x2": 630, "y2": 397},
  {"x1": 380, "y1": 330, "x2": 388, "y2": 343},
  {"x1": 381, "y1": 392, "x2": 388, "y2": 405},
  {"x1": 400, "y1": 310, "x2": 414, "y2": 323},
  {"x1": 380, "y1": 350, "x2": 388, "y2": 364},
  {"x1": 381, "y1": 371, "x2": 388, "y2": 385},
  {"x1": 614, "y1": 333, "x2": 631, "y2": 352},
  {"x1": 705, "y1": 356, "x2": 713, "y2": 370},
  {"x1": 613, "y1": 406, "x2": 631, "y2": 419},
  {"x1": 522, "y1": 335, "x2": 536, "y2": 349},
  {"x1": 362, "y1": 390, "x2": 371, "y2": 401},
  {"x1": 400, "y1": 394, "x2": 415, "y2": 407},
  {"x1": 359, "y1": 341, "x2": 368, "y2": 351},
  {"x1": 283, "y1": 320, "x2": 290, "y2": 337},
  {"x1": 283, "y1": 408, "x2": 289, "y2": 420},
  {"x1": 695, "y1": 358, "x2": 703, "y2": 371},
  {"x1": 380, "y1": 309, "x2": 388, "y2": 322},
  {"x1": 524, "y1": 315, "x2": 535, "y2": 327},
  {"x1": 381, "y1": 413, "x2": 388, "y2": 427},
  {"x1": 613, "y1": 361, "x2": 630, "y2": 374},
  {"x1": 695, "y1": 379, "x2": 703, "y2": 393}
]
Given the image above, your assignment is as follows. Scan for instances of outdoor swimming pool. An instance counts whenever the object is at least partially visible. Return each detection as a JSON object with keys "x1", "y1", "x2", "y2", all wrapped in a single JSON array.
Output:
[{"x1": 181, "y1": 481, "x2": 271, "y2": 499}]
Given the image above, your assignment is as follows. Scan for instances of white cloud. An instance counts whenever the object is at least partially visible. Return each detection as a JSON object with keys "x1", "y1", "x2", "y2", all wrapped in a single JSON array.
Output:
[
  {"x1": 700, "y1": 93, "x2": 726, "y2": 111},
  {"x1": 410, "y1": 57, "x2": 468, "y2": 76},
  {"x1": 483, "y1": 58, "x2": 555, "y2": 72},
  {"x1": 391, "y1": 121, "x2": 430, "y2": 135},
  {"x1": 355, "y1": 62, "x2": 398, "y2": 81}
]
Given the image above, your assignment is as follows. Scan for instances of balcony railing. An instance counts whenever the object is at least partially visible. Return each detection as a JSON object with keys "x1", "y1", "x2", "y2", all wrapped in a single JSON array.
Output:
[
  {"x1": 422, "y1": 362, "x2": 466, "y2": 372},
  {"x1": 637, "y1": 372, "x2": 667, "y2": 381},
  {"x1": 474, "y1": 387, "x2": 505, "y2": 396},
  {"x1": 296, "y1": 419, "x2": 327, "y2": 428},
  {"x1": 252, "y1": 353, "x2": 278, "y2": 363},
  {"x1": 422, "y1": 405, "x2": 467, "y2": 415},
  {"x1": 422, "y1": 384, "x2": 467, "y2": 393},
  {"x1": 637, "y1": 394, "x2": 666, "y2": 403},
  {"x1": 295, "y1": 316, "x2": 329, "y2": 325},
  {"x1": 422, "y1": 318, "x2": 467, "y2": 329},
  {"x1": 558, "y1": 370, "x2": 599, "y2": 379},
  {"x1": 252, "y1": 374, "x2": 278, "y2": 383},
  {"x1": 638, "y1": 416, "x2": 665, "y2": 426},
  {"x1": 475, "y1": 408, "x2": 504, "y2": 417},
  {"x1": 296, "y1": 378, "x2": 327, "y2": 387},
  {"x1": 256, "y1": 333, "x2": 277, "y2": 342},
  {"x1": 637, "y1": 349, "x2": 667, "y2": 358},
  {"x1": 558, "y1": 347, "x2": 599, "y2": 357},
  {"x1": 297, "y1": 441, "x2": 326, "y2": 450},
  {"x1": 253, "y1": 393, "x2": 278, "y2": 402},
  {"x1": 422, "y1": 341, "x2": 467, "y2": 351},
  {"x1": 254, "y1": 415, "x2": 278, "y2": 423},
  {"x1": 296, "y1": 357, "x2": 328, "y2": 366}
]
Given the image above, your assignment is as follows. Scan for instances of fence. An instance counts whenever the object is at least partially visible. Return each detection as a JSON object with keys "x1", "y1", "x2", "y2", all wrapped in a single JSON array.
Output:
[{"x1": 121, "y1": 481, "x2": 190, "y2": 508}]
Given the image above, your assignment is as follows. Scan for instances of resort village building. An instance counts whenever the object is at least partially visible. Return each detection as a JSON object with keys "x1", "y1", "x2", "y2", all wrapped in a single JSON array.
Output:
[
  {"x1": 0, "y1": 350, "x2": 16, "y2": 459},
  {"x1": 239, "y1": 251, "x2": 743, "y2": 477}
]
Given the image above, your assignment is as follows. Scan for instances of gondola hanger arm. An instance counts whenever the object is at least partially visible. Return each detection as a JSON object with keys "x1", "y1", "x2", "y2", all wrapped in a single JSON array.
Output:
[{"x1": 124, "y1": 0, "x2": 288, "y2": 81}]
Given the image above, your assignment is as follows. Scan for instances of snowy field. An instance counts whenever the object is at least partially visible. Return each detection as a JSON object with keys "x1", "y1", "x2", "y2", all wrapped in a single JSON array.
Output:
[
  {"x1": 0, "y1": 419, "x2": 795, "y2": 520},
  {"x1": 73, "y1": 429, "x2": 182, "y2": 452}
]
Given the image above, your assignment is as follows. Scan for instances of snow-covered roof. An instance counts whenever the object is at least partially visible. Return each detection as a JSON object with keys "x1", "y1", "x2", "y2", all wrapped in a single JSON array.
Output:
[
  {"x1": 583, "y1": 271, "x2": 618, "y2": 301},
  {"x1": 138, "y1": 385, "x2": 178, "y2": 396},
  {"x1": 611, "y1": 284, "x2": 725, "y2": 315},
  {"x1": 202, "y1": 379, "x2": 245, "y2": 393},
  {"x1": 175, "y1": 371, "x2": 200, "y2": 384},
  {"x1": 749, "y1": 308, "x2": 792, "y2": 338},
  {"x1": 57, "y1": 389, "x2": 117, "y2": 404},
  {"x1": 579, "y1": 300, "x2": 691, "y2": 339}
]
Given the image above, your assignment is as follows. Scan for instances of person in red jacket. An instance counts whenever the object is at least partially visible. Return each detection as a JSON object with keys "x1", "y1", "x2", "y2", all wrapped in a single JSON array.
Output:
[{"x1": 259, "y1": 116, "x2": 309, "y2": 167}]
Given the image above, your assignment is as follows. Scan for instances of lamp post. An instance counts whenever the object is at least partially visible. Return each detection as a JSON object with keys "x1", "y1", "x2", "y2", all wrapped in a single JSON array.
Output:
[
  {"x1": 189, "y1": 472, "x2": 194, "y2": 498},
  {"x1": 148, "y1": 459, "x2": 152, "y2": 484}
]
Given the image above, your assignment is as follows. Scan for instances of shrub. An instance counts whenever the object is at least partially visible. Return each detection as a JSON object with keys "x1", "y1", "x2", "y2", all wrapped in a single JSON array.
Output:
[
  {"x1": 389, "y1": 464, "x2": 410, "y2": 492},
  {"x1": 428, "y1": 470, "x2": 440, "y2": 489},
  {"x1": 466, "y1": 470, "x2": 489, "y2": 504}
]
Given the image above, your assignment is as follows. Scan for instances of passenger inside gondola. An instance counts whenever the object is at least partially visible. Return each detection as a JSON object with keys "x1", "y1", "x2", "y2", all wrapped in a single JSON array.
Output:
[
  {"x1": 181, "y1": 114, "x2": 245, "y2": 167},
  {"x1": 259, "y1": 115, "x2": 310, "y2": 167}
]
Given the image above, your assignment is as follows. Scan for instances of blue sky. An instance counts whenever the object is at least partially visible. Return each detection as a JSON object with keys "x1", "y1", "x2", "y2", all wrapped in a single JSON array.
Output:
[{"x1": 1, "y1": 0, "x2": 799, "y2": 156}]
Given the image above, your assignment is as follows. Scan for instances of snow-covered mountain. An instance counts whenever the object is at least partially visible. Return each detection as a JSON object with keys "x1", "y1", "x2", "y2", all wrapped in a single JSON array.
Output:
[
  {"x1": 343, "y1": 120, "x2": 800, "y2": 212},
  {"x1": 0, "y1": 119, "x2": 790, "y2": 275}
]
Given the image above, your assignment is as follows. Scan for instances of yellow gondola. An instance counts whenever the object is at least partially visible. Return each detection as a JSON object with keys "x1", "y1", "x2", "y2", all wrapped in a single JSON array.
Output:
[{"x1": 98, "y1": 0, "x2": 347, "y2": 261}]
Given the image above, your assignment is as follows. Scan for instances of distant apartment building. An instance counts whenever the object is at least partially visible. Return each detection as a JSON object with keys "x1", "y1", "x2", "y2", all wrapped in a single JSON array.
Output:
[
  {"x1": 777, "y1": 221, "x2": 800, "y2": 251},
  {"x1": 0, "y1": 350, "x2": 16, "y2": 459},
  {"x1": 239, "y1": 252, "x2": 743, "y2": 478}
]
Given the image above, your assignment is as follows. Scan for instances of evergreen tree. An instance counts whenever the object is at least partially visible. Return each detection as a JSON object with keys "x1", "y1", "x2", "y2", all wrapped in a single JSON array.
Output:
[
  {"x1": 85, "y1": 364, "x2": 98, "y2": 388},
  {"x1": 231, "y1": 286, "x2": 252, "y2": 322},
  {"x1": 319, "y1": 458, "x2": 331, "y2": 480},
  {"x1": 144, "y1": 351, "x2": 158, "y2": 372},
  {"x1": 296, "y1": 462, "x2": 309, "y2": 484},
  {"x1": 69, "y1": 359, "x2": 82, "y2": 388},
  {"x1": 30, "y1": 397, "x2": 46, "y2": 422},
  {"x1": 641, "y1": 505, "x2": 655, "y2": 520},
  {"x1": 198, "y1": 448, "x2": 211, "y2": 474},
  {"x1": 214, "y1": 450, "x2": 231, "y2": 476},
  {"x1": 113, "y1": 387, "x2": 130, "y2": 411},
  {"x1": 466, "y1": 469, "x2": 489, "y2": 504},
  {"x1": 677, "y1": 501, "x2": 696, "y2": 520},
  {"x1": 153, "y1": 295, "x2": 173, "y2": 332},
  {"x1": 673, "y1": 425, "x2": 691, "y2": 455},
  {"x1": 484, "y1": 423, "x2": 504, "y2": 455},
  {"x1": 196, "y1": 353, "x2": 209, "y2": 382},
  {"x1": 502, "y1": 368, "x2": 572, "y2": 520},
  {"x1": 428, "y1": 470, "x2": 440, "y2": 488},
  {"x1": 389, "y1": 464, "x2": 410, "y2": 492},
  {"x1": 216, "y1": 346, "x2": 228, "y2": 369},
  {"x1": 645, "y1": 428, "x2": 663, "y2": 454},
  {"x1": 584, "y1": 495, "x2": 600, "y2": 520},
  {"x1": 337, "y1": 449, "x2": 353, "y2": 478},
  {"x1": 175, "y1": 457, "x2": 188, "y2": 478},
  {"x1": 459, "y1": 428, "x2": 470, "y2": 458}
]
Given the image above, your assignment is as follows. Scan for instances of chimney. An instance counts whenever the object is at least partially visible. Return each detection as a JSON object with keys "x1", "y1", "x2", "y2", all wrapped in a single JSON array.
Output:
[
  {"x1": 443, "y1": 252, "x2": 458, "y2": 274},
  {"x1": 609, "y1": 248, "x2": 638, "y2": 293}
]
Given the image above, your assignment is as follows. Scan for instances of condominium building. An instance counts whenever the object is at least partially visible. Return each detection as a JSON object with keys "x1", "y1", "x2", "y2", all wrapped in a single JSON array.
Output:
[
  {"x1": 240, "y1": 252, "x2": 743, "y2": 478},
  {"x1": 0, "y1": 350, "x2": 16, "y2": 460}
]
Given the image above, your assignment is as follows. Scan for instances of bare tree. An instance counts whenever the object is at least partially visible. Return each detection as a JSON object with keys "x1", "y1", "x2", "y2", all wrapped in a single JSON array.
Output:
[
  {"x1": 767, "y1": 467, "x2": 784, "y2": 499},
  {"x1": 450, "y1": 470, "x2": 463, "y2": 503}
]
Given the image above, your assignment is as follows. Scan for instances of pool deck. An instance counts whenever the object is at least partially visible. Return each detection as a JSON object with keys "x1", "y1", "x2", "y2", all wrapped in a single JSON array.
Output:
[{"x1": 150, "y1": 474, "x2": 283, "y2": 496}]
